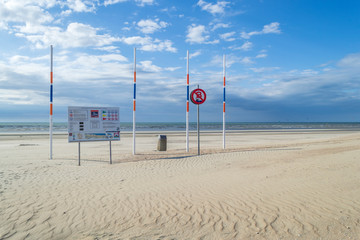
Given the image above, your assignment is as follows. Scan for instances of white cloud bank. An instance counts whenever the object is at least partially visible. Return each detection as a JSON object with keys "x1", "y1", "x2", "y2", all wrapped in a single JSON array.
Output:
[
  {"x1": 1, "y1": 0, "x2": 173, "y2": 52},
  {"x1": 15, "y1": 22, "x2": 121, "y2": 49}
]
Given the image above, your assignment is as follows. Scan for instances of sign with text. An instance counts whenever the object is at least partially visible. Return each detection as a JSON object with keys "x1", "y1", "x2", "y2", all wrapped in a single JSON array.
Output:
[{"x1": 68, "y1": 106, "x2": 120, "y2": 142}]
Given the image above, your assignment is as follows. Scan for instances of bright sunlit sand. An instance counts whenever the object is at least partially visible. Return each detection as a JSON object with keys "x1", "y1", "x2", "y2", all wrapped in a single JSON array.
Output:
[{"x1": 1, "y1": 130, "x2": 360, "y2": 239}]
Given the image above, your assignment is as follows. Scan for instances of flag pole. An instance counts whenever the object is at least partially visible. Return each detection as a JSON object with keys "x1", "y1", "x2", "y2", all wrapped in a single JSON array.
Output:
[
  {"x1": 133, "y1": 48, "x2": 136, "y2": 155},
  {"x1": 50, "y1": 45, "x2": 53, "y2": 159},
  {"x1": 186, "y1": 50, "x2": 189, "y2": 152},
  {"x1": 223, "y1": 54, "x2": 226, "y2": 149}
]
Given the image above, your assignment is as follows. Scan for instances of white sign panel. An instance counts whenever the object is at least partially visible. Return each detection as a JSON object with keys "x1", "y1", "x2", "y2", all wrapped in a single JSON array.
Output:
[{"x1": 68, "y1": 106, "x2": 120, "y2": 142}]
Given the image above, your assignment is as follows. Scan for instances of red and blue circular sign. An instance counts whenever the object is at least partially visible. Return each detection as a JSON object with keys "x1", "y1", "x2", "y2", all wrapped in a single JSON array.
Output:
[{"x1": 190, "y1": 88, "x2": 206, "y2": 105}]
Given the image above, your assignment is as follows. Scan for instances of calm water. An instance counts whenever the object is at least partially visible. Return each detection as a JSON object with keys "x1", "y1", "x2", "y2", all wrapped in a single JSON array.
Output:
[{"x1": 1, "y1": 122, "x2": 360, "y2": 133}]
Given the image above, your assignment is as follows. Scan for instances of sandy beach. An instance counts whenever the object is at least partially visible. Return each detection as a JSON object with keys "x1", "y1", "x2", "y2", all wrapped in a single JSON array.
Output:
[{"x1": 1, "y1": 130, "x2": 360, "y2": 239}]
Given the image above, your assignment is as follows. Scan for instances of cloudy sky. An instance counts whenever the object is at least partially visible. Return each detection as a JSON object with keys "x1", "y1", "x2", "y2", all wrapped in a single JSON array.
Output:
[{"x1": 1, "y1": 0, "x2": 360, "y2": 122}]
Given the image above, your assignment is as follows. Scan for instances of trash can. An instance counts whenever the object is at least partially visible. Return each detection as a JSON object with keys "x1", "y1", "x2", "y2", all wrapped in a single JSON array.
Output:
[{"x1": 157, "y1": 135, "x2": 167, "y2": 151}]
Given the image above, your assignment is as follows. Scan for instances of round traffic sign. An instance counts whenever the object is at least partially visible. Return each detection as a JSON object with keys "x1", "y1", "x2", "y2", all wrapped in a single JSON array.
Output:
[{"x1": 190, "y1": 88, "x2": 206, "y2": 104}]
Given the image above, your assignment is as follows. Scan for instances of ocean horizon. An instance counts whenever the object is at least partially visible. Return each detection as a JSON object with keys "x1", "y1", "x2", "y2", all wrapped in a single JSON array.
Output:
[{"x1": 1, "y1": 122, "x2": 360, "y2": 134}]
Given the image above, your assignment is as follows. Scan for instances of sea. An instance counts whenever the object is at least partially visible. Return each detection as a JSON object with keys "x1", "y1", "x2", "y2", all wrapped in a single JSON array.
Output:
[{"x1": 1, "y1": 122, "x2": 360, "y2": 134}]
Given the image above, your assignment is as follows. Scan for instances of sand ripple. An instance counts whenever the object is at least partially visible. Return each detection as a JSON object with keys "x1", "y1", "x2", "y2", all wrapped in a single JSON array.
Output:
[{"x1": 1, "y1": 132, "x2": 360, "y2": 239}]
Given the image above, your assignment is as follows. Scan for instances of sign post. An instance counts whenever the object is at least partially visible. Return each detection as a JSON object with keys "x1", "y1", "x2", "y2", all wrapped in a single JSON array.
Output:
[
  {"x1": 109, "y1": 141, "x2": 112, "y2": 164},
  {"x1": 190, "y1": 86, "x2": 206, "y2": 155},
  {"x1": 78, "y1": 142, "x2": 81, "y2": 166}
]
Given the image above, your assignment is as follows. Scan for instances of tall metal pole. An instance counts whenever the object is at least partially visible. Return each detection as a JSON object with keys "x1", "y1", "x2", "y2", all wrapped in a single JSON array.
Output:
[
  {"x1": 133, "y1": 48, "x2": 136, "y2": 155},
  {"x1": 223, "y1": 54, "x2": 226, "y2": 149},
  {"x1": 50, "y1": 45, "x2": 53, "y2": 160},
  {"x1": 186, "y1": 50, "x2": 190, "y2": 152},
  {"x1": 197, "y1": 84, "x2": 200, "y2": 155}
]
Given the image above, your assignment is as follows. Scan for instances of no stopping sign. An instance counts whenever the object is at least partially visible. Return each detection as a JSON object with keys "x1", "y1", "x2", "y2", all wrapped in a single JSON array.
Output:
[{"x1": 190, "y1": 88, "x2": 206, "y2": 104}]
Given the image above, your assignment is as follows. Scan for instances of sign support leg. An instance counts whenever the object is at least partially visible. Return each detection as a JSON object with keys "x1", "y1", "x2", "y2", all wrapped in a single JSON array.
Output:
[
  {"x1": 109, "y1": 141, "x2": 112, "y2": 164},
  {"x1": 78, "y1": 142, "x2": 81, "y2": 166}
]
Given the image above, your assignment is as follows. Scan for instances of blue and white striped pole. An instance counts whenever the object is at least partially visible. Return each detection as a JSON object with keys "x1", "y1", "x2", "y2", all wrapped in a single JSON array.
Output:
[{"x1": 133, "y1": 48, "x2": 136, "y2": 155}]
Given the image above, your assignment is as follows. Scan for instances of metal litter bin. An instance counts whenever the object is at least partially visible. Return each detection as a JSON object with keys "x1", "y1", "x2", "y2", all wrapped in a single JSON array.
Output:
[{"x1": 157, "y1": 135, "x2": 167, "y2": 151}]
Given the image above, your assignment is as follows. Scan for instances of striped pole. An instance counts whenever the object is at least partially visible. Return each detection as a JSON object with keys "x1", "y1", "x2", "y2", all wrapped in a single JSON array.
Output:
[
  {"x1": 133, "y1": 48, "x2": 136, "y2": 155},
  {"x1": 223, "y1": 54, "x2": 226, "y2": 149},
  {"x1": 50, "y1": 45, "x2": 53, "y2": 159},
  {"x1": 186, "y1": 50, "x2": 189, "y2": 152}
]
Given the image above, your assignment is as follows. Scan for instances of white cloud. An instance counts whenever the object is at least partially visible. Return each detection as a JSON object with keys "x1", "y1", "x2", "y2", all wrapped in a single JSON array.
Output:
[
  {"x1": 190, "y1": 51, "x2": 201, "y2": 59},
  {"x1": 62, "y1": 0, "x2": 96, "y2": 13},
  {"x1": 240, "y1": 41, "x2": 253, "y2": 51},
  {"x1": 165, "y1": 66, "x2": 181, "y2": 71},
  {"x1": 230, "y1": 41, "x2": 253, "y2": 51},
  {"x1": 99, "y1": 54, "x2": 128, "y2": 62},
  {"x1": 0, "y1": 89, "x2": 47, "y2": 105},
  {"x1": 137, "y1": 19, "x2": 168, "y2": 34},
  {"x1": 0, "y1": 0, "x2": 53, "y2": 29},
  {"x1": 121, "y1": 36, "x2": 177, "y2": 52},
  {"x1": 54, "y1": 53, "x2": 133, "y2": 85},
  {"x1": 210, "y1": 54, "x2": 243, "y2": 68},
  {"x1": 104, "y1": 0, "x2": 154, "y2": 7},
  {"x1": 337, "y1": 53, "x2": 360, "y2": 68},
  {"x1": 135, "y1": 0, "x2": 154, "y2": 6},
  {"x1": 256, "y1": 53, "x2": 267, "y2": 58},
  {"x1": 262, "y1": 22, "x2": 281, "y2": 34},
  {"x1": 219, "y1": 31, "x2": 236, "y2": 41},
  {"x1": 104, "y1": 0, "x2": 127, "y2": 6},
  {"x1": 185, "y1": 24, "x2": 218, "y2": 44},
  {"x1": 139, "y1": 60, "x2": 162, "y2": 72},
  {"x1": 9, "y1": 55, "x2": 31, "y2": 64},
  {"x1": 184, "y1": 24, "x2": 221, "y2": 44},
  {"x1": 241, "y1": 56, "x2": 254, "y2": 64},
  {"x1": 301, "y1": 69, "x2": 319, "y2": 76},
  {"x1": 16, "y1": 22, "x2": 121, "y2": 49},
  {"x1": 141, "y1": 39, "x2": 177, "y2": 52},
  {"x1": 186, "y1": 25, "x2": 208, "y2": 44},
  {"x1": 197, "y1": 0, "x2": 229, "y2": 15},
  {"x1": 95, "y1": 46, "x2": 121, "y2": 53},
  {"x1": 211, "y1": 23, "x2": 230, "y2": 31},
  {"x1": 138, "y1": 60, "x2": 181, "y2": 73},
  {"x1": 250, "y1": 67, "x2": 280, "y2": 73},
  {"x1": 241, "y1": 22, "x2": 281, "y2": 39},
  {"x1": 236, "y1": 54, "x2": 360, "y2": 104}
]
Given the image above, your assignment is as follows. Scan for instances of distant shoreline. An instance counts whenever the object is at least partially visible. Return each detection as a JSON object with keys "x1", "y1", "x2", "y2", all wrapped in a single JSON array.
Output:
[
  {"x1": 1, "y1": 128, "x2": 359, "y2": 139},
  {"x1": 1, "y1": 121, "x2": 360, "y2": 134}
]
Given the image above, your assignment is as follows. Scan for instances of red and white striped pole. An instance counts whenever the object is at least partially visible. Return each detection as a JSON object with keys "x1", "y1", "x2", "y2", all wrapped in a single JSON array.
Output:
[
  {"x1": 186, "y1": 50, "x2": 189, "y2": 152},
  {"x1": 133, "y1": 48, "x2": 136, "y2": 155},
  {"x1": 223, "y1": 54, "x2": 226, "y2": 149},
  {"x1": 50, "y1": 45, "x2": 53, "y2": 159}
]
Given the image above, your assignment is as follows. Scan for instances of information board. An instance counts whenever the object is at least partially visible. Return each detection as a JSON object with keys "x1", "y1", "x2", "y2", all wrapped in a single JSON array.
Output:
[{"x1": 68, "y1": 106, "x2": 120, "y2": 142}]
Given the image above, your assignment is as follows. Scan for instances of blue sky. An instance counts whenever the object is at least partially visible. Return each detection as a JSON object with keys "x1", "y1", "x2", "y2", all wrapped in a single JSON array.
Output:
[{"x1": 1, "y1": 0, "x2": 360, "y2": 122}]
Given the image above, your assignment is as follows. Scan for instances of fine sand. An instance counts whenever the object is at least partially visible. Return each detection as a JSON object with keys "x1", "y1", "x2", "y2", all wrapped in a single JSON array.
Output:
[{"x1": 1, "y1": 130, "x2": 360, "y2": 239}]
